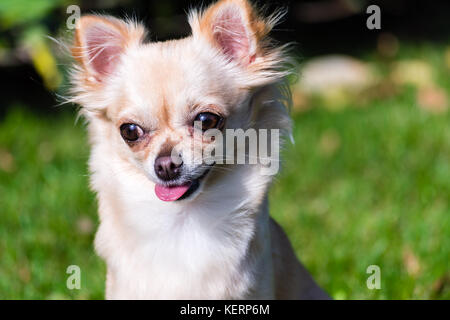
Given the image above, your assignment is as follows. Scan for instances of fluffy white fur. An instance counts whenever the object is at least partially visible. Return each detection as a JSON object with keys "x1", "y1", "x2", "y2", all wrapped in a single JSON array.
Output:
[{"x1": 69, "y1": 0, "x2": 328, "y2": 299}]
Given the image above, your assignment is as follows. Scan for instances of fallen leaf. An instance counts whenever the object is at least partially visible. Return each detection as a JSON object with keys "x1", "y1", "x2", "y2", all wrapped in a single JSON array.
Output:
[
  {"x1": 77, "y1": 215, "x2": 94, "y2": 235},
  {"x1": 430, "y1": 273, "x2": 449, "y2": 299},
  {"x1": 0, "y1": 149, "x2": 15, "y2": 173},
  {"x1": 402, "y1": 247, "x2": 421, "y2": 277},
  {"x1": 417, "y1": 86, "x2": 448, "y2": 114},
  {"x1": 18, "y1": 265, "x2": 31, "y2": 283},
  {"x1": 319, "y1": 129, "x2": 341, "y2": 157}
]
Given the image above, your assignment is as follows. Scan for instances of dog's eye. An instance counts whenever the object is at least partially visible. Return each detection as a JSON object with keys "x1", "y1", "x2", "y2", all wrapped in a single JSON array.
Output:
[
  {"x1": 120, "y1": 123, "x2": 144, "y2": 142},
  {"x1": 194, "y1": 112, "x2": 222, "y2": 131}
]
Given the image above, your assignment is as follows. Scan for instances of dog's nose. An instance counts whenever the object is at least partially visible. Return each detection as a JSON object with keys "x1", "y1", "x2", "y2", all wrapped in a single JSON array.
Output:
[{"x1": 154, "y1": 156, "x2": 182, "y2": 181}]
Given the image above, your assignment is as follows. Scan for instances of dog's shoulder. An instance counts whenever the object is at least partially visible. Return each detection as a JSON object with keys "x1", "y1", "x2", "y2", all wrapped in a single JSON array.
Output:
[{"x1": 270, "y1": 217, "x2": 330, "y2": 299}]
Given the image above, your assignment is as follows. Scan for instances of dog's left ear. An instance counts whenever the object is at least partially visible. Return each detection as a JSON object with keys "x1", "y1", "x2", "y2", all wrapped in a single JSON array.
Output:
[
  {"x1": 72, "y1": 15, "x2": 146, "y2": 82},
  {"x1": 190, "y1": 0, "x2": 271, "y2": 66}
]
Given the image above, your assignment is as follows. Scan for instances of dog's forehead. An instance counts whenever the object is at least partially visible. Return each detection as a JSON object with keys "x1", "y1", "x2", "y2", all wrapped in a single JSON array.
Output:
[
  {"x1": 112, "y1": 38, "x2": 240, "y2": 127},
  {"x1": 120, "y1": 39, "x2": 221, "y2": 107}
]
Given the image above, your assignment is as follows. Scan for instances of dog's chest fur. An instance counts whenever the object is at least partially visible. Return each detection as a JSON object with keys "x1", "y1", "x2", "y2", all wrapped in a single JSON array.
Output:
[{"x1": 92, "y1": 158, "x2": 274, "y2": 299}]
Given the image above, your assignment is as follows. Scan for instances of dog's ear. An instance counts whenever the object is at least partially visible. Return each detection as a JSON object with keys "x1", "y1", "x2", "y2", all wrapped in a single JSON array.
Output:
[
  {"x1": 190, "y1": 0, "x2": 272, "y2": 66},
  {"x1": 72, "y1": 15, "x2": 146, "y2": 81}
]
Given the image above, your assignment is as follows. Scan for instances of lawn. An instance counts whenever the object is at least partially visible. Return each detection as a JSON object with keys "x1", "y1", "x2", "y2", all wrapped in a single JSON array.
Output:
[{"x1": 0, "y1": 45, "x2": 449, "y2": 299}]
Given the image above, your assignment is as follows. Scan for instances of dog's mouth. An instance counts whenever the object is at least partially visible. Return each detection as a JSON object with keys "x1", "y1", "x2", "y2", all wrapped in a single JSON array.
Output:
[{"x1": 154, "y1": 167, "x2": 212, "y2": 202}]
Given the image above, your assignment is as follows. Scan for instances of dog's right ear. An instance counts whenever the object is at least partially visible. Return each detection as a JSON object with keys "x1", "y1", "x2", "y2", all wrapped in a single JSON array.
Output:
[
  {"x1": 189, "y1": 0, "x2": 272, "y2": 67},
  {"x1": 72, "y1": 15, "x2": 146, "y2": 82}
]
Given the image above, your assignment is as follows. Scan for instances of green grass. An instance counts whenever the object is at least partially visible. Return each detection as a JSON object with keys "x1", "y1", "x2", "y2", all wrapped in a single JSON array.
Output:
[
  {"x1": 0, "y1": 109, "x2": 104, "y2": 299},
  {"x1": 271, "y1": 91, "x2": 450, "y2": 299},
  {"x1": 0, "y1": 46, "x2": 449, "y2": 299}
]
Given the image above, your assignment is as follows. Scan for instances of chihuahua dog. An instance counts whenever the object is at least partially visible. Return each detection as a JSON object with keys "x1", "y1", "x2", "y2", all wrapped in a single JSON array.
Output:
[{"x1": 69, "y1": 0, "x2": 328, "y2": 299}]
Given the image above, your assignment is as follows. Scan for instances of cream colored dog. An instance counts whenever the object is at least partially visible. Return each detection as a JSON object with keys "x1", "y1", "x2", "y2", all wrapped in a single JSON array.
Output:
[{"x1": 70, "y1": 0, "x2": 328, "y2": 299}]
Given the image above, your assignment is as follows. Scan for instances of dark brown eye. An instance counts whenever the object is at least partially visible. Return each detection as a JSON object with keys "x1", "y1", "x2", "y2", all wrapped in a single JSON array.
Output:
[
  {"x1": 194, "y1": 112, "x2": 222, "y2": 131},
  {"x1": 120, "y1": 123, "x2": 144, "y2": 142}
]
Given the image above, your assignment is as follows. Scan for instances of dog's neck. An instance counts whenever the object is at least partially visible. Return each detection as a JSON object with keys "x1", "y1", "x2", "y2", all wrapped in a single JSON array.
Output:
[{"x1": 92, "y1": 156, "x2": 274, "y2": 298}]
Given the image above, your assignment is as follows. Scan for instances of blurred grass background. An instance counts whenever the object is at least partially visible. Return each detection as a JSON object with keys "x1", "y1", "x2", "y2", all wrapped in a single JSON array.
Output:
[{"x1": 0, "y1": 0, "x2": 449, "y2": 299}]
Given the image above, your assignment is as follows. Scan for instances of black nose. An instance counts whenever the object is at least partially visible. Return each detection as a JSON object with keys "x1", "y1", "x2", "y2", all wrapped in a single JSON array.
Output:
[{"x1": 154, "y1": 155, "x2": 182, "y2": 181}]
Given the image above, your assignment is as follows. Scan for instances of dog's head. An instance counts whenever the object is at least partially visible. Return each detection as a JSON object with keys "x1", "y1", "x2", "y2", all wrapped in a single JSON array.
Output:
[{"x1": 71, "y1": 0, "x2": 290, "y2": 202}]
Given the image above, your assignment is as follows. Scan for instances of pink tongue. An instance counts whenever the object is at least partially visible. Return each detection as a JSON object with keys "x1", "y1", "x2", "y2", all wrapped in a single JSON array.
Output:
[{"x1": 155, "y1": 182, "x2": 192, "y2": 201}]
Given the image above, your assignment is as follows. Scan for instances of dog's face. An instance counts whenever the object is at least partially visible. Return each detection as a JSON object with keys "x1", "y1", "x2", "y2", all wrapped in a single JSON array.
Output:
[{"x1": 71, "y1": 0, "x2": 287, "y2": 202}]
